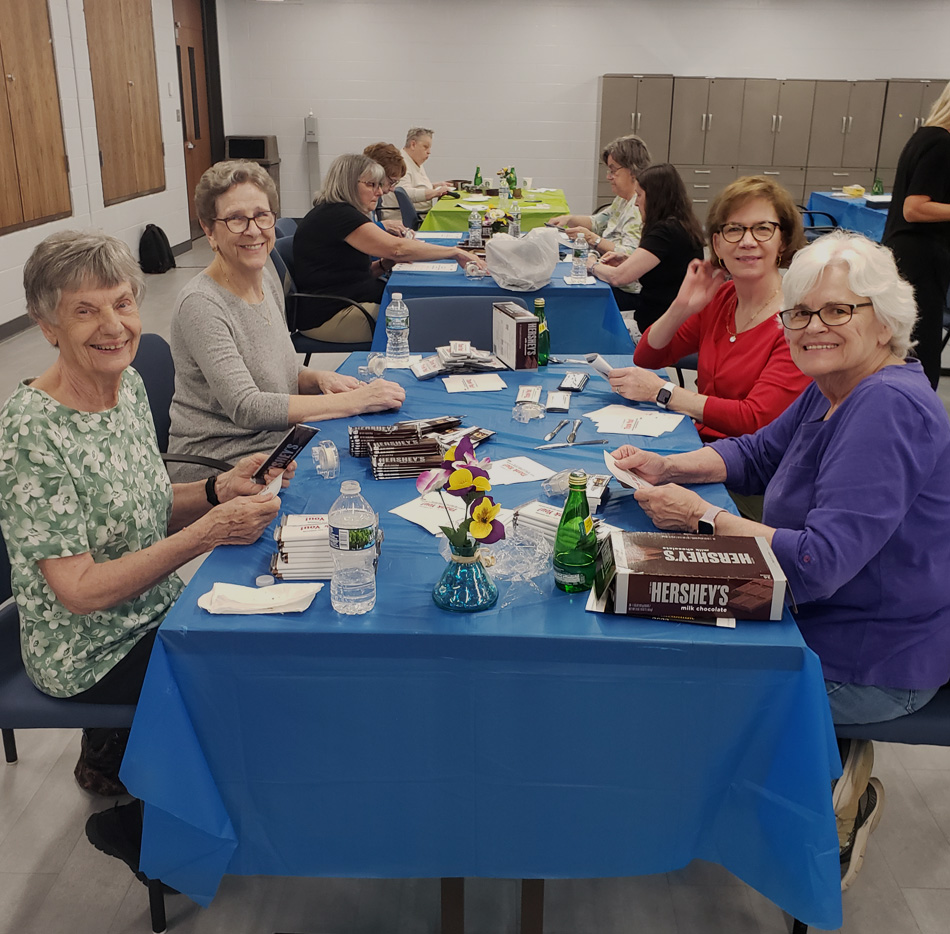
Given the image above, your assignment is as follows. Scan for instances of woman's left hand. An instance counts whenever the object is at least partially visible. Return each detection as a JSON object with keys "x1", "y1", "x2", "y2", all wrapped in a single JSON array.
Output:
[
  {"x1": 598, "y1": 251, "x2": 625, "y2": 267},
  {"x1": 382, "y1": 219, "x2": 408, "y2": 237},
  {"x1": 607, "y1": 366, "x2": 667, "y2": 403},
  {"x1": 634, "y1": 484, "x2": 709, "y2": 532},
  {"x1": 456, "y1": 249, "x2": 487, "y2": 271},
  {"x1": 216, "y1": 453, "x2": 296, "y2": 502},
  {"x1": 315, "y1": 371, "x2": 361, "y2": 394}
]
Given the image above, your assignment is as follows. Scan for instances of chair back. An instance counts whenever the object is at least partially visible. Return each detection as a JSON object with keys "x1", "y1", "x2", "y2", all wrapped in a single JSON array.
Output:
[
  {"x1": 797, "y1": 207, "x2": 839, "y2": 243},
  {"x1": 394, "y1": 187, "x2": 422, "y2": 230},
  {"x1": 131, "y1": 334, "x2": 176, "y2": 453},
  {"x1": 0, "y1": 532, "x2": 11, "y2": 605},
  {"x1": 275, "y1": 216, "x2": 298, "y2": 239},
  {"x1": 404, "y1": 295, "x2": 528, "y2": 352}
]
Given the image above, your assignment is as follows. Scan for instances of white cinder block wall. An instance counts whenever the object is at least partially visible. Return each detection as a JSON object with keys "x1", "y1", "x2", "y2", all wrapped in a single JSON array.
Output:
[
  {"x1": 220, "y1": 0, "x2": 950, "y2": 218},
  {"x1": 2, "y1": 0, "x2": 949, "y2": 329}
]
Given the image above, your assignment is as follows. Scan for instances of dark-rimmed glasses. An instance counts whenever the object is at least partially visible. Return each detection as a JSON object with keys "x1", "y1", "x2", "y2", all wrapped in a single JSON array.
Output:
[
  {"x1": 213, "y1": 211, "x2": 276, "y2": 234},
  {"x1": 719, "y1": 221, "x2": 780, "y2": 243},
  {"x1": 779, "y1": 302, "x2": 873, "y2": 329}
]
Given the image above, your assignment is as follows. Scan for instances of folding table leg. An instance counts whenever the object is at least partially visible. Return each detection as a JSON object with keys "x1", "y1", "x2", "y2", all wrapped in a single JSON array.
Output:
[
  {"x1": 148, "y1": 878, "x2": 167, "y2": 934},
  {"x1": 520, "y1": 879, "x2": 544, "y2": 934},
  {"x1": 441, "y1": 877, "x2": 464, "y2": 934}
]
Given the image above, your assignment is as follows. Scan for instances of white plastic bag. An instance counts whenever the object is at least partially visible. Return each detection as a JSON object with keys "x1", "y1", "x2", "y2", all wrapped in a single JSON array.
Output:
[{"x1": 485, "y1": 227, "x2": 559, "y2": 292}]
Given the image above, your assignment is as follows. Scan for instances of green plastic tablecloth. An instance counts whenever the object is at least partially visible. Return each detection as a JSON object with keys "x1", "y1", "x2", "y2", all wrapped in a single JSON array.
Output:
[{"x1": 421, "y1": 189, "x2": 571, "y2": 232}]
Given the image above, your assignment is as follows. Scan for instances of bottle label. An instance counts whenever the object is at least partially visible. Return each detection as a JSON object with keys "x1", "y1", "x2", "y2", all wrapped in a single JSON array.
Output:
[
  {"x1": 583, "y1": 516, "x2": 594, "y2": 536},
  {"x1": 538, "y1": 320, "x2": 548, "y2": 334},
  {"x1": 329, "y1": 525, "x2": 376, "y2": 551},
  {"x1": 386, "y1": 316, "x2": 408, "y2": 329},
  {"x1": 554, "y1": 567, "x2": 589, "y2": 586}
]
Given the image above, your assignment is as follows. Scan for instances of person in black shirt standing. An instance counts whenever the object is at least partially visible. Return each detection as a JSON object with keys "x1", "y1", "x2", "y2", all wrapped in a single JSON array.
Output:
[{"x1": 883, "y1": 81, "x2": 950, "y2": 388}]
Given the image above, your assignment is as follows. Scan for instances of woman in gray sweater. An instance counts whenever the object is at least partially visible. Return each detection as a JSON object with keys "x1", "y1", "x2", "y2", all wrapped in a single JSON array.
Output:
[{"x1": 167, "y1": 161, "x2": 405, "y2": 481}]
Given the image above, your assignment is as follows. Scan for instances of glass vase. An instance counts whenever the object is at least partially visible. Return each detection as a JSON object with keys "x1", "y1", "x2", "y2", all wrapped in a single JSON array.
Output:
[{"x1": 432, "y1": 542, "x2": 498, "y2": 612}]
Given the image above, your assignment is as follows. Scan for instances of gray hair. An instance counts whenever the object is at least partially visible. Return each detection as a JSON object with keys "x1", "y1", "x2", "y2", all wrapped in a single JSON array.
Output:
[
  {"x1": 24, "y1": 230, "x2": 145, "y2": 325},
  {"x1": 314, "y1": 154, "x2": 385, "y2": 212},
  {"x1": 194, "y1": 160, "x2": 279, "y2": 228},
  {"x1": 781, "y1": 230, "x2": 917, "y2": 359},
  {"x1": 405, "y1": 127, "x2": 434, "y2": 147},
  {"x1": 601, "y1": 134, "x2": 651, "y2": 176}
]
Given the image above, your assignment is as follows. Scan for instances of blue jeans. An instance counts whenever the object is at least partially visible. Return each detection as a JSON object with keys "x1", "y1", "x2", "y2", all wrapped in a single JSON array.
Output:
[{"x1": 825, "y1": 680, "x2": 940, "y2": 726}]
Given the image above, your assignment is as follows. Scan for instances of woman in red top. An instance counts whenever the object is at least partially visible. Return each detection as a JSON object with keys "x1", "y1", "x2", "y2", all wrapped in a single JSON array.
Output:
[{"x1": 611, "y1": 176, "x2": 810, "y2": 441}]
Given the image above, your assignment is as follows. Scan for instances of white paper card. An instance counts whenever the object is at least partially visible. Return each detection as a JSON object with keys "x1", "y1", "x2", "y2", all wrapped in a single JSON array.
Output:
[
  {"x1": 415, "y1": 232, "x2": 460, "y2": 239},
  {"x1": 391, "y1": 262, "x2": 457, "y2": 272},
  {"x1": 197, "y1": 582, "x2": 323, "y2": 615},
  {"x1": 390, "y1": 493, "x2": 514, "y2": 536},
  {"x1": 602, "y1": 450, "x2": 654, "y2": 490},
  {"x1": 489, "y1": 456, "x2": 556, "y2": 485},
  {"x1": 562, "y1": 274, "x2": 596, "y2": 285},
  {"x1": 442, "y1": 374, "x2": 508, "y2": 393}
]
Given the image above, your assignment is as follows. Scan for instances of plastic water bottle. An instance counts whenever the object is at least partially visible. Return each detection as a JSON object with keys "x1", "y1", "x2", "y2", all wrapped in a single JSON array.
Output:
[
  {"x1": 468, "y1": 209, "x2": 483, "y2": 247},
  {"x1": 328, "y1": 481, "x2": 377, "y2": 615},
  {"x1": 509, "y1": 202, "x2": 522, "y2": 238},
  {"x1": 498, "y1": 175, "x2": 510, "y2": 209},
  {"x1": 385, "y1": 292, "x2": 410, "y2": 362},
  {"x1": 571, "y1": 233, "x2": 589, "y2": 281}
]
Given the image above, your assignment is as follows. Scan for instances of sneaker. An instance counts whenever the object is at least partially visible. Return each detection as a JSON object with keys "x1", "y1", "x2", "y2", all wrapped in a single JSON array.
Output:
[
  {"x1": 840, "y1": 777, "x2": 885, "y2": 891},
  {"x1": 85, "y1": 801, "x2": 178, "y2": 893},
  {"x1": 832, "y1": 738, "x2": 874, "y2": 815}
]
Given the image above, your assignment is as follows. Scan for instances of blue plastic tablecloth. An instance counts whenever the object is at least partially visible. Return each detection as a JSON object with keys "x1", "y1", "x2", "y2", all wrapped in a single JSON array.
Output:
[
  {"x1": 376, "y1": 251, "x2": 634, "y2": 355},
  {"x1": 122, "y1": 356, "x2": 842, "y2": 928},
  {"x1": 806, "y1": 191, "x2": 887, "y2": 242}
]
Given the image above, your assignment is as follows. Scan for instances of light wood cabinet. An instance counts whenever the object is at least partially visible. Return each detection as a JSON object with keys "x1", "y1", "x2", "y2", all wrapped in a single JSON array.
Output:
[
  {"x1": 670, "y1": 78, "x2": 744, "y2": 166},
  {"x1": 739, "y1": 80, "x2": 815, "y2": 168},
  {"x1": 878, "y1": 79, "x2": 945, "y2": 170},
  {"x1": 0, "y1": 0, "x2": 71, "y2": 233},
  {"x1": 807, "y1": 80, "x2": 886, "y2": 170},
  {"x1": 84, "y1": 0, "x2": 165, "y2": 205}
]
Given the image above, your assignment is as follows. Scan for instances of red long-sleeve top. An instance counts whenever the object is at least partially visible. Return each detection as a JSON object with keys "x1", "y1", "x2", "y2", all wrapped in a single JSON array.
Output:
[{"x1": 633, "y1": 281, "x2": 811, "y2": 441}]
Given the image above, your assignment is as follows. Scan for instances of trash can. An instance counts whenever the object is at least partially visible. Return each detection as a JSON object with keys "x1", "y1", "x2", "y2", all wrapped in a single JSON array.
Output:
[{"x1": 224, "y1": 135, "x2": 280, "y2": 201}]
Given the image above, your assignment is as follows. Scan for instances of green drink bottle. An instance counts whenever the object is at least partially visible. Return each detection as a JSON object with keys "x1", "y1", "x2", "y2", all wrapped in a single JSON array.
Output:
[
  {"x1": 535, "y1": 298, "x2": 550, "y2": 366},
  {"x1": 473, "y1": 166, "x2": 483, "y2": 188},
  {"x1": 553, "y1": 470, "x2": 597, "y2": 593}
]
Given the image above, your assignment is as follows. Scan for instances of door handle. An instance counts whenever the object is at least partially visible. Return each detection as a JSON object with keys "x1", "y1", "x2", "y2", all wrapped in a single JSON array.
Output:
[
  {"x1": 841, "y1": 116, "x2": 847, "y2": 134},
  {"x1": 707, "y1": 113, "x2": 713, "y2": 131},
  {"x1": 848, "y1": 115, "x2": 853, "y2": 133},
  {"x1": 631, "y1": 112, "x2": 636, "y2": 130},
  {"x1": 777, "y1": 114, "x2": 783, "y2": 132},
  {"x1": 771, "y1": 114, "x2": 776, "y2": 132},
  {"x1": 636, "y1": 112, "x2": 641, "y2": 131},
  {"x1": 186, "y1": 141, "x2": 195, "y2": 150},
  {"x1": 701, "y1": 113, "x2": 706, "y2": 131}
]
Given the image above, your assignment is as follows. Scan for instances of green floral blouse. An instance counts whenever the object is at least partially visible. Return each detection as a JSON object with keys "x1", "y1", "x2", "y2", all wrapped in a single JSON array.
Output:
[
  {"x1": 592, "y1": 196, "x2": 644, "y2": 294},
  {"x1": 0, "y1": 369, "x2": 183, "y2": 698}
]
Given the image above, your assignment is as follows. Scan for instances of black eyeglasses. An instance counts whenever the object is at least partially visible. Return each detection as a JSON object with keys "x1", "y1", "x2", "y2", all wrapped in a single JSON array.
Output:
[
  {"x1": 213, "y1": 211, "x2": 276, "y2": 234},
  {"x1": 779, "y1": 302, "x2": 873, "y2": 330},
  {"x1": 719, "y1": 221, "x2": 780, "y2": 243}
]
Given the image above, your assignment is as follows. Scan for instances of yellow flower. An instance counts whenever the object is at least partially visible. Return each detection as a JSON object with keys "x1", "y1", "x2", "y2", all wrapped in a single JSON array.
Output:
[
  {"x1": 469, "y1": 497, "x2": 501, "y2": 540},
  {"x1": 447, "y1": 468, "x2": 490, "y2": 495}
]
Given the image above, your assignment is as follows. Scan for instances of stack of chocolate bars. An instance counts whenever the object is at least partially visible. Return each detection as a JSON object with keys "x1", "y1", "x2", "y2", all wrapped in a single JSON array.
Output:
[
  {"x1": 411, "y1": 343, "x2": 506, "y2": 380},
  {"x1": 270, "y1": 514, "x2": 334, "y2": 581},
  {"x1": 513, "y1": 499, "x2": 618, "y2": 545}
]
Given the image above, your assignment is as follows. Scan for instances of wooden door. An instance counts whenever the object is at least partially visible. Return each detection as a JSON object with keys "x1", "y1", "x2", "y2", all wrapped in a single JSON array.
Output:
[
  {"x1": 738, "y1": 79, "x2": 781, "y2": 166},
  {"x1": 124, "y1": 0, "x2": 165, "y2": 196},
  {"x1": 0, "y1": 63, "x2": 25, "y2": 229},
  {"x1": 174, "y1": 0, "x2": 212, "y2": 238},
  {"x1": 0, "y1": 0, "x2": 70, "y2": 224}
]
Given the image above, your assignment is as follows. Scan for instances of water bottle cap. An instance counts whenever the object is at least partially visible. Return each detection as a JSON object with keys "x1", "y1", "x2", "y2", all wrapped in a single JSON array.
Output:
[
  {"x1": 341, "y1": 480, "x2": 360, "y2": 494},
  {"x1": 391, "y1": 293, "x2": 402, "y2": 301}
]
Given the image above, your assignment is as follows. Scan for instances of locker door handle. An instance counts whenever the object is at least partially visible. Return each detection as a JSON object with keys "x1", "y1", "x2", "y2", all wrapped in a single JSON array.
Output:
[
  {"x1": 841, "y1": 116, "x2": 847, "y2": 134},
  {"x1": 707, "y1": 113, "x2": 713, "y2": 131},
  {"x1": 631, "y1": 112, "x2": 636, "y2": 131},
  {"x1": 777, "y1": 114, "x2": 783, "y2": 132},
  {"x1": 636, "y1": 112, "x2": 641, "y2": 131},
  {"x1": 701, "y1": 113, "x2": 706, "y2": 131},
  {"x1": 848, "y1": 115, "x2": 853, "y2": 133},
  {"x1": 771, "y1": 114, "x2": 776, "y2": 132}
]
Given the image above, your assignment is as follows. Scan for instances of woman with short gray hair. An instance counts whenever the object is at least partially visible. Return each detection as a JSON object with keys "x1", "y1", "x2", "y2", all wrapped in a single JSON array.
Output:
[
  {"x1": 549, "y1": 134, "x2": 652, "y2": 259},
  {"x1": 293, "y1": 153, "x2": 483, "y2": 341}
]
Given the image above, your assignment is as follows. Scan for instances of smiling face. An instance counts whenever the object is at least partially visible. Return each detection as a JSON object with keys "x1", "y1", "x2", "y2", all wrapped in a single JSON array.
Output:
[
  {"x1": 41, "y1": 279, "x2": 142, "y2": 385},
  {"x1": 202, "y1": 181, "x2": 276, "y2": 277},
  {"x1": 605, "y1": 155, "x2": 636, "y2": 201},
  {"x1": 407, "y1": 135, "x2": 432, "y2": 166},
  {"x1": 785, "y1": 264, "x2": 893, "y2": 392},
  {"x1": 712, "y1": 197, "x2": 784, "y2": 282}
]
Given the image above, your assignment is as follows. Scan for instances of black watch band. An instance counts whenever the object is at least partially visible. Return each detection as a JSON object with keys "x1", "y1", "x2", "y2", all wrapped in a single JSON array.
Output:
[{"x1": 205, "y1": 475, "x2": 220, "y2": 507}]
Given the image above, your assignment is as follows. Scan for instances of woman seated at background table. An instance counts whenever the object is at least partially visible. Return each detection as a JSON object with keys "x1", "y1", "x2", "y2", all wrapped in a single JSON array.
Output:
[
  {"x1": 613, "y1": 176, "x2": 810, "y2": 443},
  {"x1": 166, "y1": 160, "x2": 406, "y2": 482},
  {"x1": 0, "y1": 230, "x2": 282, "y2": 845},
  {"x1": 363, "y1": 141, "x2": 411, "y2": 237},
  {"x1": 588, "y1": 163, "x2": 704, "y2": 335},
  {"x1": 612, "y1": 230, "x2": 950, "y2": 891},
  {"x1": 549, "y1": 135, "x2": 650, "y2": 285},
  {"x1": 293, "y1": 153, "x2": 485, "y2": 342}
]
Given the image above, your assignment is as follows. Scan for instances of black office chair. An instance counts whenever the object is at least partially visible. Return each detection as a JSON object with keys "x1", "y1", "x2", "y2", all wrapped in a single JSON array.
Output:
[
  {"x1": 790, "y1": 683, "x2": 950, "y2": 934},
  {"x1": 274, "y1": 216, "x2": 298, "y2": 239},
  {"x1": 403, "y1": 295, "x2": 528, "y2": 352},
  {"x1": 393, "y1": 187, "x2": 422, "y2": 230},
  {"x1": 797, "y1": 206, "x2": 839, "y2": 243},
  {"x1": 673, "y1": 352, "x2": 699, "y2": 388},
  {"x1": 131, "y1": 334, "x2": 232, "y2": 473},
  {"x1": 270, "y1": 237, "x2": 375, "y2": 366}
]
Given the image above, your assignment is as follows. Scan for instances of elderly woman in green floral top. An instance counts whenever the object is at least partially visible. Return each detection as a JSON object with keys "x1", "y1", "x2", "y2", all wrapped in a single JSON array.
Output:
[{"x1": 0, "y1": 231, "x2": 283, "y2": 812}]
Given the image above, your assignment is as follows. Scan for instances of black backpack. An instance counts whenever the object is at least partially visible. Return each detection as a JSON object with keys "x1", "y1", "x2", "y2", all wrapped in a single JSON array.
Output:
[{"x1": 139, "y1": 223, "x2": 176, "y2": 273}]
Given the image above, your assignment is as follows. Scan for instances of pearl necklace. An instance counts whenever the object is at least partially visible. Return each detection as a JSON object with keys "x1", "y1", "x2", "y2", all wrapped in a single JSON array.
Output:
[{"x1": 726, "y1": 285, "x2": 781, "y2": 343}]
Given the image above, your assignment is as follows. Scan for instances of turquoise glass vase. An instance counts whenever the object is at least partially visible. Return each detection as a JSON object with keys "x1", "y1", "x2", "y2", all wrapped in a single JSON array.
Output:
[{"x1": 432, "y1": 542, "x2": 498, "y2": 612}]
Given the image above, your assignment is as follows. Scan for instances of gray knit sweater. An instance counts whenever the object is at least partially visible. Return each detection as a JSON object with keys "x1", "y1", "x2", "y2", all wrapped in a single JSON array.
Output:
[{"x1": 167, "y1": 270, "x2": 301, "y2": 482}]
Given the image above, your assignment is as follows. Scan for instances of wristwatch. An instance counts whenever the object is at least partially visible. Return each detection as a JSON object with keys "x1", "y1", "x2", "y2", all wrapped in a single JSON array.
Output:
[
  {"x1": 698, "y1": 507, "x2": 724, "y2": 535},
  {"x1": 655, "y1": 381, "x2": 676, "y2": 409},
  {"x1": 593, "y1": 236, "x2": 603, "y2": 248}
]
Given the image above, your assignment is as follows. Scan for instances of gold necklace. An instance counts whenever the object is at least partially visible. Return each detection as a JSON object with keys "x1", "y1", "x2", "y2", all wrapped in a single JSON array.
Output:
[{"x1": 727, "y1": 285, "x2": 781, "y2": 343}]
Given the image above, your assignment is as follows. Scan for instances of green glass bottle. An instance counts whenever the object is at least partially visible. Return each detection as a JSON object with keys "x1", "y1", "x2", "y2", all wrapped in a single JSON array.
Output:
[
  {"x1": 473, "y1": 165, "x2": 483, "y2": 188},
  {"x1": 871, "y1": 177, "x2": 884, "y2": 196},
  {"x1": 553, "y1": 470, "x2": 597, "y2": 593},
  {"x1": 508, "y1": 166, "x2": 517, "y2": 191},
  {"x1": 534, "y1": 298, "x2": 550, "y2": 366}
]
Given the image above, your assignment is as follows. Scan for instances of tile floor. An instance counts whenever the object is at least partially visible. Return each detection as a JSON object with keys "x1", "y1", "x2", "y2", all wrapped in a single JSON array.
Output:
[{"x1": 1, "y1": 240, "x2": 949, "y2": 933}]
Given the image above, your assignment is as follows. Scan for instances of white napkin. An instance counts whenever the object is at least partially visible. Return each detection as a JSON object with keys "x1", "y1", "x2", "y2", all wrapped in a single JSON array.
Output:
[{"x1": 197, "y1": 582, "x2": 323, "y2": 614}]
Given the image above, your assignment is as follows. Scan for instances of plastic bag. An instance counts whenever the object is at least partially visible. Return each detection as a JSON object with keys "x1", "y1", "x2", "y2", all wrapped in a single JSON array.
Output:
[{"x1": 485, "y1": 227, "x2": 559, "y2": 291}]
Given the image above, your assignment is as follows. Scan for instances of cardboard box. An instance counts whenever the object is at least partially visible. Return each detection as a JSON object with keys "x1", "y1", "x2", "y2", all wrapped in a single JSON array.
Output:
[
  {"x1": 492, "y1": 301, "x2": 538, "y2": 370},
  {"x1": 595, "y1": 531, "x2": 786, "y2": 623}
]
